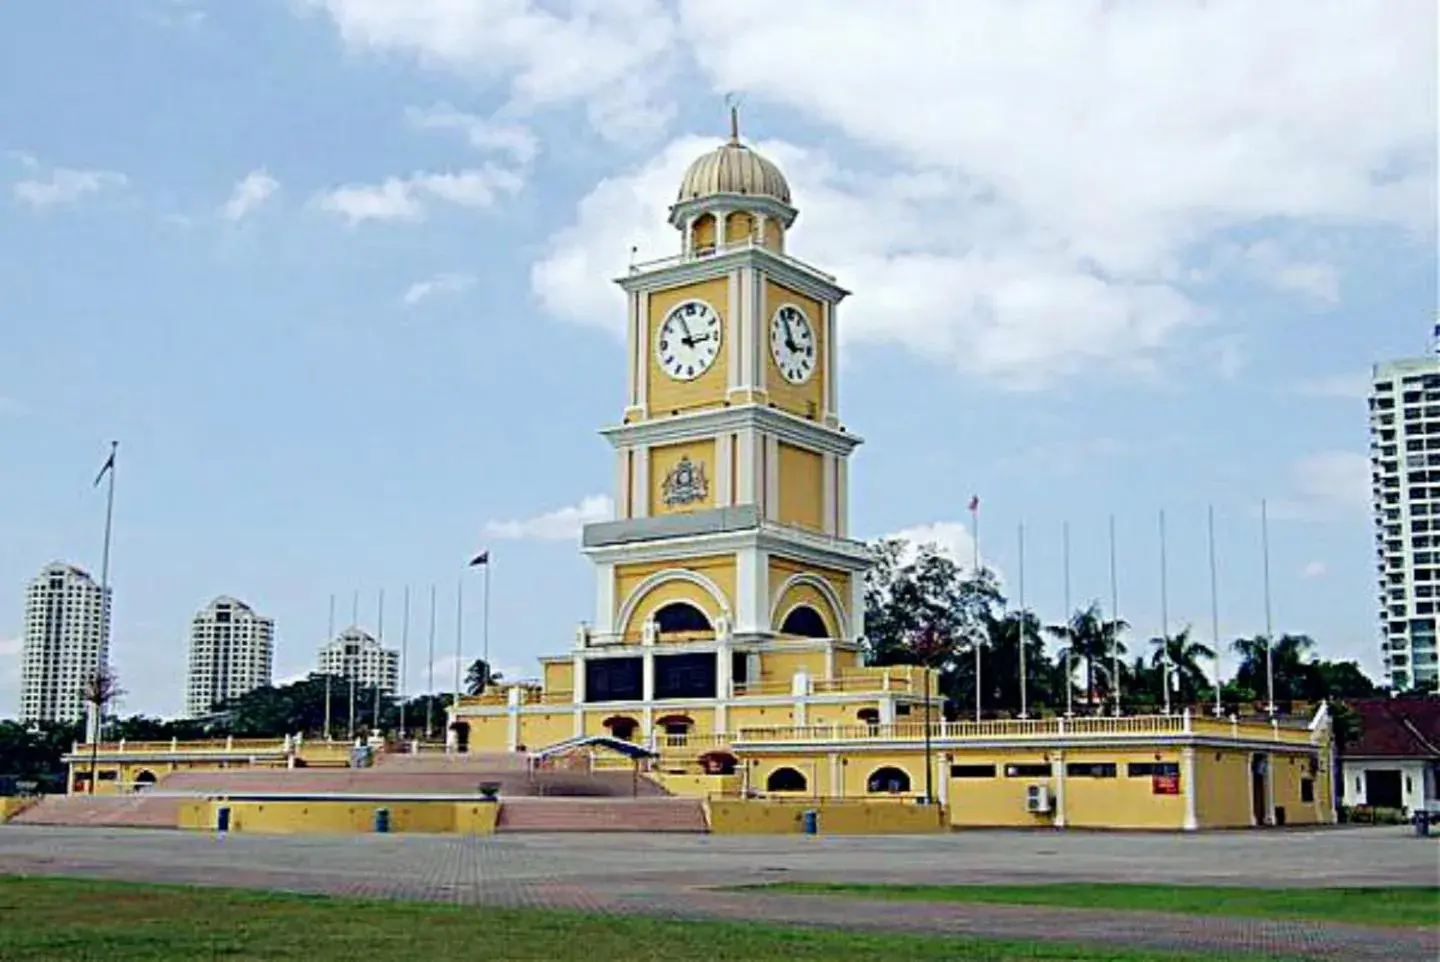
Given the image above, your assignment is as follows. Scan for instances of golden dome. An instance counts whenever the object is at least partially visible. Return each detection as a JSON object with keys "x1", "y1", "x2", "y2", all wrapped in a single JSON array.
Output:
[{"x1": 676, "y1": 109, "x2": 791, "y2": 206}]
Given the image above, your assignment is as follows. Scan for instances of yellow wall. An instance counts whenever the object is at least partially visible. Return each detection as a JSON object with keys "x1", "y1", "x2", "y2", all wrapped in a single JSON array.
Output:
[
  {"x1": 763, "y1": 219, "x2": 784, "y2": 252},
  {"x1": 768, "y1": 558, "x2": 850, "y2": 631},
  {"x1": 464, "y1": 714, "x2": 511, "y2": 752},
  {"x1": 760, "y1": 649, "x2": 827, "y2": 685},
  {"x1": 1271, "y1": 751, "x2": 1326, "y2": 826},
  {"x1": 0, "y1": 797, "x2": 35, "y2": 822},
  {"x1": 725, "y1": 211, "x2": 754, "y2": 244},
  {"x1": 777, "y1": 442, "x2": 823, "y2": 531},
  {"x1": 513, "y1": 712, "x2": 573, "y2": 752},
  {"x1": 708, "y1": 798, "x2": 946, "y2": 834},
  {"x1": 1195, "y1": 750, "x2": 1254, "y2": 829},
  {"x1": 691, "y1": 214, "x2": 717, "y2": 252},
  {"x1": 729, "y1": 703, "x2": 797, "y2": 730},
  {"x1": 762, "y1": 279, "x2": 826, "y2": 417},
  {"x1": 651, "y1": 772, "x2": 742, "y2": 797},
  {"x1": 646, "y1": 277, "x2": 731, "y2": 416},
  {"x1": 1062, "y1": 750, "x2": 1185, "y2": 830},
  {"x1": 177, "y1": 799, "x2": 499, "y2": 835},
  {"x1": 543, "y1": 660, "x2": 574, "y2": 694},
  {"x1": 614, "y1": 554, "x2": 736, "y2": 640},
  {"x1": 773, "y1": 583, "x2": 841, "y2": 638},
  {"x1": 649, "y1": 439, "x2": 718, "y2": 517}
]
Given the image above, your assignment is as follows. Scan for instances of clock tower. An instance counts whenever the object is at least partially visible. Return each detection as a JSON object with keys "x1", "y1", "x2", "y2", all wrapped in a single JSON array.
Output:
[{"x1": 578, "y1": 110, "x2": 871, "y2": 727}]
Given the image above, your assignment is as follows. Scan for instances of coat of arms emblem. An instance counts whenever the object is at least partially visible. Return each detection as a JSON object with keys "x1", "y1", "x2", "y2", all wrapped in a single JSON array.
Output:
[{"x1": 661, "y1": 456, "x2": 709, "y2": 506}]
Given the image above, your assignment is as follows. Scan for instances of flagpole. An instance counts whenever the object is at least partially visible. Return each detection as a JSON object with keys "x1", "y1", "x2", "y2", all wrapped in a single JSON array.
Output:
[
  {"x1": 1208, "y1": 505, "x2": 1223, "y2": 717},
  {"x1": 426, "y1": 584, "x2": 437, "y2": 739},
  {"x1": 374, "y1": 588, "x2": 384, "y2": 730},
  {"x1": 969, "y1": 496, "x2": 982, "y2": 723},
  {"x1": 92, "y1": 441, "x2": 117, "y2": 746},
  {"x1": 1261, "y1": 498, "x2": 1276, "y2": 717},
  {"x1": 453, "y1": 577, "x2": 464, "y2": 729},
  {"x1": 1063, "y1": 520, "x2": 1073, "y2": 718},
  {"x1": 400, "y1": 585, "x2": 410, "y2": 741},
  {"x1": 1017, "y1": 520, "x2": 1027, "y2": 719},
  {"x1": 1159, "y1": 509, "x2": 1171, "y2": 715},
  {"x1": 1109, "y1": 513, "x2": 1121, "y2": 717},
  {"x1": 324, "y1": 594, "x2": 335, "y2": 740},
  {"x1": 348, "y1": 590, "x2": 358, "y2": 741},
  {"x1": 483, "y1": 558, "x2": 491, "y2": 669}
]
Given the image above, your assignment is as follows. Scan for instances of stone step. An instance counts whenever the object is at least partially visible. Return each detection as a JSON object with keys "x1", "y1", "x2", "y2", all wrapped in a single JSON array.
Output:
[{"x1": 495, "y1": 798, "x2": 707, "y2": 833}]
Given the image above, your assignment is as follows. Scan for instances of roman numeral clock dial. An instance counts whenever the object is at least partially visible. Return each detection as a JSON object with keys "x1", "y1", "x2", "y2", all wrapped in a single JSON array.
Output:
[
  {"x1": 656, "y1": 300, "x2": 722, "y2": 381},
  {"x1": 770, "y1": 304, "x2": 817, "y2": 384}
]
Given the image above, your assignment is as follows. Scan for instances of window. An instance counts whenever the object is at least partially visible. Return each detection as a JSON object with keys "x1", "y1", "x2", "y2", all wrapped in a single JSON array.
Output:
[
  {"x1": 1301, "y1": 779, "x2": 1314, "y2": 803},
  {"x1": 1004, "y1": 763, "x2": 1053, "y2": 778},
  {"x1": 1127, "y1": 762, "x2": 1180, "y2": 777},
  {"x1": 653, "y1": 602, "x2": 710, "y2": 634},
  {"x1": 779, "y1": 605, "x2": 829, "y2": 639},
  {"x1": 950, "y1": 764, "x2": 996, "y2": 778},
  {"x1": 766, "y1": 767, "x2": 807, "y2": 792},
  {"x1": 867, "y1": 766, "x2": 912, "y2": 793},
  {"x1": 1066, "y1": 762, "x2": 1117, "y2": 778}
]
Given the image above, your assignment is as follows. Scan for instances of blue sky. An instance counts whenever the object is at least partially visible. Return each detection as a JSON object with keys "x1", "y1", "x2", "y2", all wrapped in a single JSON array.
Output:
[{"x1": 1, "y1": 0, "x2": 1434, "y2": 716}]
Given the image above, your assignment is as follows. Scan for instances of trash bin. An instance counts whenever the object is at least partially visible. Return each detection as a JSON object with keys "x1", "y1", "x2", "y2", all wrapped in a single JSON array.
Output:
[
  {"x1": 373, "y1": 808, "x2": 390, "y2": 834},
  {"x1": 802, "y1": 809, "x2": 818, "y2": 835},
  {"x1": 1415, "y1": 810, "x2": 1431, "y2": 838},
  {"x1": 216, "y1": 806, "x2": 231, "y2": 833}
]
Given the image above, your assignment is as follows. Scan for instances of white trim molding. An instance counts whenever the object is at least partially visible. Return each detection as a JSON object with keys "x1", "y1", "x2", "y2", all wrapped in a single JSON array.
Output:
[
  {"x1": 768, "y1": 572, "x2": 852, "y2": 639},
  {"x1": 613, "y1": 567, "x2": 733, "y2": 639}
]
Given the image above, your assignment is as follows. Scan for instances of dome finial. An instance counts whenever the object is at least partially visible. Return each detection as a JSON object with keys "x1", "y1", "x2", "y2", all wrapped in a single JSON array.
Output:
[{"x1": 725, "y1": 92, "x2": 742, "y2": 145}]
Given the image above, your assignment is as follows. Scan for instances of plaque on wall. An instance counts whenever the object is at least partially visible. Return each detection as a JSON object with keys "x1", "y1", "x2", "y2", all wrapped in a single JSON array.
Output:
[{"x1": 661, "y1": 456, "x2": 709, "y2": 506}]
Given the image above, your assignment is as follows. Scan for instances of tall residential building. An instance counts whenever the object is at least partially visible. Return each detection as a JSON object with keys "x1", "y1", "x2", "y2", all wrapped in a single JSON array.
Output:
[
  {"x1": 18, "y1": 562, "x2": 110, "y2": 724},
  {"x1": 1372, "y1": 336, "x2": 1440, "y2": 691},
  {"x1": 317, "y1": 627, "x2": 399, "y2": 696},
  {"x1": 184, "y1": 596, "x2": 275, "y2": 718}
]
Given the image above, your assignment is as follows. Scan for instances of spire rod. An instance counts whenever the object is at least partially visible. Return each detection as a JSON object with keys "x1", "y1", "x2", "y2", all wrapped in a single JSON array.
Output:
[{"x1": 729, "y1": 104, "x2": 740, "y2": 144}]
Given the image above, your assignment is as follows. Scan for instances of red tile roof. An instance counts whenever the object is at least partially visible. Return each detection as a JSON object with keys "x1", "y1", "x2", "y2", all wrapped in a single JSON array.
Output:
[{"x1": 1345, "y1": 698, "x2": 1440, "y2": 758}]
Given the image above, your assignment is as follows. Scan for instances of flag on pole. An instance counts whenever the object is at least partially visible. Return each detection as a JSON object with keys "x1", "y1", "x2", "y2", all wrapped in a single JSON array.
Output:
[
  {"x1": 93, "y1": 446, "x2": 115, "y2": 488},
  {"x1": 468, "y1": 550, "x2": 490, "y2": 567},
  {"x1": 968, "y1": 495, "x2": 979, "y2": 512}
]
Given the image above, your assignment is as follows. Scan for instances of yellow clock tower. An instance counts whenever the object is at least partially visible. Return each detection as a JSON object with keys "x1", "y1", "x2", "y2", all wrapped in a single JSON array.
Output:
[{"x1": 573, "y1": 110, "x2": 872, "y2": 734}]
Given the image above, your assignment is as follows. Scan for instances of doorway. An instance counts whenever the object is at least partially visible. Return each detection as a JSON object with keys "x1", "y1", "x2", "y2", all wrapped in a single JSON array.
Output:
[
  {"x1": 1365, "y1": 769, "x2": 1404, "y2": 810},
  {"x1": 1250, "y1": 754, "x2": 1268, "y2": 826}
]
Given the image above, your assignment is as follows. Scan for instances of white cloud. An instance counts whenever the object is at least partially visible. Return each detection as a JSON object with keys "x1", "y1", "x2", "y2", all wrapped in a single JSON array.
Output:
[
  {"x1": 313, "y1": 167, "x2": 525, "y2": 225},
  {"x1": 1294, "y1": 371, "x2": 1371, "y2": 399},
  {"x1": 406, "y1": 103, "x2": 538, "y2": 164},
  {"x1": 221, "y1": 169, "x2": 279, "y2": 221},
  {"x1": 403, "y1": 272, "x2": 475, "y2": 307},
  {"x1": 13, "y1": 166, "x2": 127, "y2": 209},
  {"x1": 884, "y1": 521, "x2": 981, "y2": 574},
  {"x1": 1269, "y1": 450, "x2": 1370, "y2": 521},
  {"x1": 483, "y1": 495, "x2": 614, "y2": 541},
  {"x1": 299, "y1": 0, "x2": 678, "y2": 137},
  {"x1": 0, "y1": 636, "x2": 20, "y2": 710},
  {"x1": 1301, "y1": 560, "x2": 1328, "y2": 579}
]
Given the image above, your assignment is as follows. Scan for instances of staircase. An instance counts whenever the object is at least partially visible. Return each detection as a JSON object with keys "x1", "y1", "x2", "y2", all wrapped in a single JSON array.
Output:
[
  {"x1": 8, "y1": 793, "x2": 180, "y2": 829},
  {"x1": 495, "y1": 797, "x2": 708, "y2": 833}
]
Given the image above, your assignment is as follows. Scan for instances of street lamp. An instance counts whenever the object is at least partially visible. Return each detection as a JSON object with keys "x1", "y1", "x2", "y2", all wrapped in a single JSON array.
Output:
[{"x1": 911, "y1": 625, "x2": 949, "y2": 810}]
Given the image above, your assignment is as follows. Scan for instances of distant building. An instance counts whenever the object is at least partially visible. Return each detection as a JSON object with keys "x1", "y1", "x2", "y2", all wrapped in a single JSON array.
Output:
[
  {"x1": 1339, "y1": 697, "x2": 1439, "y2": 815},
  {"x1": 317, "y1": 627, "x2": 398, "y2": 696},
  {"x1": 184, "y1": 596, "x2": 275, "y2": 718},
  {"x1": 1371, "y1": 334, "x2": 1440, "y2": 691},
  {"x1": 18, "y1": 562, "x2": 110, "y2": 724}
]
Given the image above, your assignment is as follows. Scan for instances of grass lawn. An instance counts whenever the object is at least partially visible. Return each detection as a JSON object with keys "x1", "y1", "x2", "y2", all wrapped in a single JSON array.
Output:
[
  {"x1": 0, "y1": 875, "x2": 1288, "y2": 962},
  {"x1": 738, "y1": 882, "x2": 1440, "y2": 930}
]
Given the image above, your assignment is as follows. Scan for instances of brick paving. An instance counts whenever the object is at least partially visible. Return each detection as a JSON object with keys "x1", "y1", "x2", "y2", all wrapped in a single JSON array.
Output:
[{"x1": 1, "y1": 825, "x2": 1436, "y2": 960}]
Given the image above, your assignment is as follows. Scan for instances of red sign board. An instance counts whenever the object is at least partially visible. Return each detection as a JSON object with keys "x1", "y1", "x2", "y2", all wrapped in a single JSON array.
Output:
[{"x1": 1152, "y1": 773, "x2": 1180, "y2": 795}]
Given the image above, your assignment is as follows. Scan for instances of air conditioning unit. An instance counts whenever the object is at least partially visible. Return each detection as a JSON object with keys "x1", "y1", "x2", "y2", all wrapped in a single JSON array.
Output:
[{"x1": 1025, "y1": 784, "x2": 1052, "y2": 814}]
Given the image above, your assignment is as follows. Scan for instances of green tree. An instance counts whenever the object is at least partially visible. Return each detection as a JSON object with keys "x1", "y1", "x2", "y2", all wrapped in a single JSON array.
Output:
[
  {"x1": 1232, "y1": 633, "x2": 1317, "y2": 707},
  {"x1": 983, "y1": 610, "x2": 1061, "y2": 716},
  {"x1": 464, "y1": 659, "x2": 502, "y2": 696},
  {"x1": 1046, "y1": 603, "x2": 1127, "y2": 712},
  {"x1": 1148, "y1": 627, "x2": 1216, "y2": 708}
]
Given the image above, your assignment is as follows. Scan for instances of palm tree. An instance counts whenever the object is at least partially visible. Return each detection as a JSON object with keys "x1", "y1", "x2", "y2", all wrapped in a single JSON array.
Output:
[
  {"x1": 1046, "y1": 602, "x2": 1128, "y2": 712},
  {"x1": 984, "y1": 611, "x2": 1057, "y2": 716},
  {"x1": 464, "y1": 658, "x2": 502, "y2": 696},
  {"x1": 1148, "y1": 627, "x2": 1216, "y2": 708},
  {"x1": 81, "y1": 666, "x2": 123, "y2": 795},
  {"x1": 1232, "y1": 633, "x2": 1316, "y2": 708}
]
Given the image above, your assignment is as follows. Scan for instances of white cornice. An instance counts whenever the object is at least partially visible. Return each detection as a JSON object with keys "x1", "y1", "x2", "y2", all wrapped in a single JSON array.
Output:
[
  {"x1": 668, "y1": 194, "x2": 798, "y2": 230},
  {"x1": 615, "y1": 245, "x2": 849, "y2": 306},
  {"x1": 581, "y1": 521, "x2": 873, "y2": 572},
  {"x1": 601, "y1": 404, "x2": 863, "y2": 456}
]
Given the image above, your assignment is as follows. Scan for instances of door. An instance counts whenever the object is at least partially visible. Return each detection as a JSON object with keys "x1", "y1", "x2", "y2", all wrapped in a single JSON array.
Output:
[
  {"x1": 1250, "y1": 754, "x2": 1268, "y2": 826},
  {"x1": 1364, "y1": 769, "x2": 1404, "y2": 810}
]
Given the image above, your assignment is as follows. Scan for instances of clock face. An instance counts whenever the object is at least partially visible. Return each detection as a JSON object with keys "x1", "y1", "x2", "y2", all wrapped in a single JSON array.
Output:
[
  {"x1": 656, "y1": 300, "x2": 722, "y2": 381},
  {"x1": 769, "y1": 304, "x2": 817, "y2": 384}
]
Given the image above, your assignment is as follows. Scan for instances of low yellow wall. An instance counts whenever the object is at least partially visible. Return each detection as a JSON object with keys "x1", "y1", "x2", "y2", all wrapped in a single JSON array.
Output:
[
  {"x1": 650, "y1": 772, "x2": 742, "y2": 798},
  {"x1": 707, "y1": 798, "x2": 947, "y2": 834},
  {"x1": 177, "y1": 799, "x2": 499, "y2": 835},
  {"x1": 0, "y1": 797, "x2": 36, "y2": 823}
]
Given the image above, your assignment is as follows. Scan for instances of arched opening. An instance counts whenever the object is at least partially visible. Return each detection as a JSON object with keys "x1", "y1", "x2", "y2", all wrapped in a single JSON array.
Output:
[
  {"x1": 857, "y1": 708, "x2": 880, "y2": 730},
  {"x1": 603, "y1": 715, "x2": 639, "y2": 742},
  {"x1": 766, "y1": 767, "x2": 808, "y2": 793},
  {"x1": 867, "y1": 766, "x2": 912, "y2": 794},
  {"x1": 699, "y1": 751, "x2": 739, "y2": 776},
  {"x1": 655, "y1": 714, "x2": 694, "y2": 745},
  {"x1": 780, "y1": 605, "x2": 830, "y2": 639},
  {"x1": 133, "y1": 770, "x2": 157, "y2": 791},
  {"x1": 654, "y1": 602, "x2": 711, "y2": 636},
  {"x1": 449, "y1": 720, "x2": 471, "y2": 753}
]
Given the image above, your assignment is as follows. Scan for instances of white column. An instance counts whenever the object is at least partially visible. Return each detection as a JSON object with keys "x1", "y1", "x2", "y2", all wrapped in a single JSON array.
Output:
[
  {"x1": 735, "y1": 547, "x2": 770, "y2": 635},
  {"x1": 625, "y1": 292, "x2": 640, "y2": 410},
  {"x1": 764, "y1": 435, "x2": 780, "y2": 522},
  {"x1": 824, "y1": 643, "x2": 836, "y2": 681},
  {"x1": 937, "y1": 755, "x2": 950, "y2": 807},
  {"x1": 1181, "y1": 747, "x2": 1198, "y2": 831},
  {"x1": 752, "y1": 268, "x2": 766, "y2": 391},
  {"x1": 792, "y1": 669, "x2": 809, "y2": 726},
  {"x1": 1265, "y1": 753, "x2": 1277, "y2": 826},
  {"x1": 836, "y1": 458, "x2": 849, "y2": 537},
  {"x1": 716, "y1": 639, "x2": 731, "y2": 733},
  {"x1": 573, "y1": 653, "x2": 586, "y2": 702},
  {"x1": 821, "y1": 452, "x2": 837, "y2": 535},
  {"x1": 614, "y1": 450, "x2": 630, "y2": 519},
  {"x1": 727, "y1": 268, "x2": 742, "y2": 392},
  {"x1": 848, "y1": 572, "x2": 865, "y2": 642},
  {"x1": 735, "y1": 428, "x2": 757, "y2": 504},
  {"x1": 506, "y1": 686, "x2": 522, "y2": 752},
  {"x1": 633, "y1": 445, "x2": 650, "y2": 519},
  {"x1": 717, "y1": 433, "x2": 733, "y2": 506},
  {"x1": 593, "y1": 562, "x2": 616, "y2": 634},
  {"x1": 828, "y1": 752, "x2": 840, "y2": 796},
  {"x1": 635, "y1": 291, "x2": 651, "y2": 410},
  {"x1": 736, "y1": 270, "x2": 753, "y2": 388},
  {"x1": 824, "y1": 300, "x2": 838, "y2": 423}
]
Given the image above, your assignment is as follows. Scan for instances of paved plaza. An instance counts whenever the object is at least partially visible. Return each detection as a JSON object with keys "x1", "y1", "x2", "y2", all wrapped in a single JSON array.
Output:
[{"x1": 1, "y1": 824, "x2": 1436, "y2": 959}]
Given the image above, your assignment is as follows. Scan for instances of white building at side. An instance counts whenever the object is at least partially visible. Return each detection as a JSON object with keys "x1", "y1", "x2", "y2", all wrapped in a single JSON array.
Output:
[
  {"x1": 184, "y1": 596, "x2": 275, "y2": 718},
  {"x1": 1372, "y1": 331, "x2": 1440, "y2": 691},
  {"x1": 317, "y1": 627, "x2": 399, "y2": 696},
  {"x1": 18, "y1": 562, "x2": 110, "y2": 724}
]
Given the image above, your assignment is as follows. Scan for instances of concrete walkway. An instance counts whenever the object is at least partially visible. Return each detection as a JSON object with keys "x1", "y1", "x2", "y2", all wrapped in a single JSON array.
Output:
[{"x1": 2, "y1": 825, "x2": 1436, "y2": 960}]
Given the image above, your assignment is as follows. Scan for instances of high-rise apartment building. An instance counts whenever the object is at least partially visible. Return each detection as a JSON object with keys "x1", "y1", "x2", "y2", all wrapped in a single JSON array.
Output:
[
  {"x1": 18, "y1": 562, "x2": 110, "y2": 724},
  {"x1": 184, "y1": 596, "x2": 275, "y2": 718},
  {"x1": 317, "y1": 627, "x2": 399, "y2": 696},
  {"x1": 1371, "y1": 335, "x2": 1440, "y2": 691}
]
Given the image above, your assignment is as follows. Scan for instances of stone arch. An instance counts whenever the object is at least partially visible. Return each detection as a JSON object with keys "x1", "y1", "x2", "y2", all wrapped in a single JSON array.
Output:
[
  {"x1": 602, "y1": 715, "x2": 640, "y2": 741},
  {"x1": 616, "y1": 568, "x2": 731, "y2": 640},
  {"x1": 766, "y1": 766, "x2": 808, "y2": 793},
  {"x1": 779, "y1": 605, "x2": 829, "y2": 639},
  {"x1": 770, "y1": 572, "x2": 849, "y2": 639},
  {"x1": 133, "y1": 770, "x2": 157, "y2": 791},
  {"x1": 653, "y1": 601, "x2": 711, "y2": 635},
  {"x1": 867, "y1": 766, "x2": 912, "y2": 794}
]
